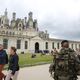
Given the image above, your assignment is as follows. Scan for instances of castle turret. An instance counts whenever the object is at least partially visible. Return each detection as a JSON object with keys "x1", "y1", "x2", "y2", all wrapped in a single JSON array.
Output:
[
  {"x1": 33, "y1": 19, "x2": 38, "y2": 31},
  {"x1": 4, "y1": 8, "x2": 9, "y2": 26},
  {"x1": 28, "y1": 12, "x2": 33, "y2": 20},
  {"x1": 27, "y1": 12, "x2": 33, "y2": 28},
  {"x1": 11, "y1": 12, "x2": 16, "y2": 28}
]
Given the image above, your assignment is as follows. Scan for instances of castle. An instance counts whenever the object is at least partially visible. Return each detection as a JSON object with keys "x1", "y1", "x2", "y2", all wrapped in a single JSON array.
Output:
[{"x1": 0, "y1": 9, "x2": 80, "y2": 53}]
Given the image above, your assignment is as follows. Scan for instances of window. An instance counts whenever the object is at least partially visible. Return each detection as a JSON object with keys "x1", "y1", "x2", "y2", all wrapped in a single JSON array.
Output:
[
  {"x1": 75, "y1": 44, "x2": 77, "y2": 49},
  {"x1": 13, "y1": 32, "x2": 15, "y2": 35},
  {"x1": 3, "y1": 39, "x2": 8, "y2": 49},
  {"x1": 71, "y1": 44, "x2": 73, "y2": 49},
  {"x1": 19, "y1": 28, "x2": 21, "y2": 31},
  {"x1": 19, "y1": 24, "x2": 21, "y2": 27},
  {"x1": 57, "y1": 43, "x2": 60, "y2": 49},
  {"x1": 79, "y1": 44, "x2": 80, "y2": 49},
  {"x1": 1, "y1": 26, "x2": 3, "y2": 28},
  {"x1": 0, "y1": 19, "x2": 1, "y2": 25},
  {"x1": 25, "y1": 41, "x2": 28, "y2": 49},
  {"x1": 45, "y1": 42, "x2": 48, "y2": 49},
  {"x1": 17, "y1": 40, "x2": 21, "y2": 49},
  {"x1": 9, "y1": 32, "x2": 12, "y2": 35},
  {"x1": 2, "y1": 31, "x2": 5, "y2": 34},
  {"x1": 6, "y1": 31, "x2": 8, "y2": 35},
  {"x1": 52, "y1": 42, "x2": 54, "y2": 49}
]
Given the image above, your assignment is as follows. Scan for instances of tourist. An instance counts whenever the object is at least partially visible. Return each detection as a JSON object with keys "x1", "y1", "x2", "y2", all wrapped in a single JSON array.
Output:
[
  {"x1": 0, "y1": 44, "x2": 8, "y2": 80},
  {"x1": 6, "y1": 47, "x2": 19, "y2": 80},
  {"x1": 51, "y1": 50, "x2": 54, "y2": 56}
]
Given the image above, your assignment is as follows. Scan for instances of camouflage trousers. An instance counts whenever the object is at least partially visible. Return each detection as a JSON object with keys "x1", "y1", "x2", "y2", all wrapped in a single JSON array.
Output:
[
  {"x1": 54, "y1": 76, "x2": 77, "y2": 80},
  {"x1": 53, "y1": 73, "x2": 77, "y2": 80}
]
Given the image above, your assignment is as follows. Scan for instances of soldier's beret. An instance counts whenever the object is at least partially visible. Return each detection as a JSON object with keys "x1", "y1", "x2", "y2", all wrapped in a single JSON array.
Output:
[{"x1": 61, "y1": 40, "x2": 69, "y2": 44}]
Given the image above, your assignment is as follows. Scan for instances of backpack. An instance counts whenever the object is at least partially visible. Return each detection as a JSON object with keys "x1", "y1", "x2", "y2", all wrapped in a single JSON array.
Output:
[{"x1": 49, "y1": 48, "x2": 77, "y2": 77}]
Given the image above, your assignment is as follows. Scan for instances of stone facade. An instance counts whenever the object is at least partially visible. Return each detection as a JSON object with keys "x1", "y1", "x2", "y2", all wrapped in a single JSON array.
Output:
[{"x1": 0, "y1": 9, "x2": 80, "y2": 53}]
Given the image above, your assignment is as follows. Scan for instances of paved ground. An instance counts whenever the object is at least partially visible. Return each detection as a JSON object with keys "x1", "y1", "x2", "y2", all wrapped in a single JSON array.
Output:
[
  {"x1": 3, "y1": 64, "x2": 80, "y2": 80},
  {"x1": 4, "y1": 64, "x2": 53, "y2": 80}
]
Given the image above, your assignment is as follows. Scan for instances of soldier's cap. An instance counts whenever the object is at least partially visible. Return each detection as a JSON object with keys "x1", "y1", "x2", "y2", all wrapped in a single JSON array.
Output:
[{"x1": 61, "y1": 40, "x2": 69, "y2": 44}]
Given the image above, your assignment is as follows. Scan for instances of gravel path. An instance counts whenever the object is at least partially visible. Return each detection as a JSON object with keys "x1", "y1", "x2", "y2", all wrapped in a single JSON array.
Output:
[{"x1": 3, "y1": 64, "x2": 80, "y2": 80}]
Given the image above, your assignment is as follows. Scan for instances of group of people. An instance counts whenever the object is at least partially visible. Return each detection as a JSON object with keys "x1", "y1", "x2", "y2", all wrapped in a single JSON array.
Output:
[
  {"x1": 0, "y1": 44, "x2": 19, "y2": 80},
  {"x1": 1, "y1": 40, "x2": 80, "y2": 80},
  {"x1": 49, "y1": 40, "x2": 80, "y2": 80}
]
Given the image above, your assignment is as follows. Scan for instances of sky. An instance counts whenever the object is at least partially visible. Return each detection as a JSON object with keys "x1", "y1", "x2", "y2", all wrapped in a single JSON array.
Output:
[{"x1": 0, "y1": 0, "x2": 80, "y2": 40}]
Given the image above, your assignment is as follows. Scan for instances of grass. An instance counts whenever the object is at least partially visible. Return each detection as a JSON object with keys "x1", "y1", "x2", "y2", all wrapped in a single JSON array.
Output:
[
  {"x1": 4, "y1": 53, "x2": 53, "y2": 69},
  {"x1": 18, "y1": 53, "x2": 53, "y2": 67}
]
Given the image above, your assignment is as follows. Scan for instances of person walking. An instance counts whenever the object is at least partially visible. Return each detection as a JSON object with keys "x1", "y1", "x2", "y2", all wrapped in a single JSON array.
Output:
[
  {"x1": 0, "y1": 44, "x2": 8, "y2": 80},
  {"x1": 6, "y1": 47, "x2": 19, "y2": 80}
]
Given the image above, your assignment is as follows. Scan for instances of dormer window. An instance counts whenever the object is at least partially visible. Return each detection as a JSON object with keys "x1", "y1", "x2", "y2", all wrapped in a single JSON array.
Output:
[
  {"x1": 19, "y1": 24, "x2": 21, "y2": 27},
  {"x1": 19, "y1": 28, "x2": 21, "y2": 31}
]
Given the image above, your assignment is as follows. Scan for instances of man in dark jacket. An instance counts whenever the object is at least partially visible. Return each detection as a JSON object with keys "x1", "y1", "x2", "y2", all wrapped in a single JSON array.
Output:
[
  {"x1": 0, "y1": 44, "x2": 8, "y2": 80},
  {"x1": 6, "y1": 47, "x2": 19, "y2": 80}
]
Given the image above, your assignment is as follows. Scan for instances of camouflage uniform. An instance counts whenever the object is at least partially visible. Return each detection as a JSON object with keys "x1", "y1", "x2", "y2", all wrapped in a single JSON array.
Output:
[{"x1": 49, "y1": 48, "x2": 78, "y2": 80}]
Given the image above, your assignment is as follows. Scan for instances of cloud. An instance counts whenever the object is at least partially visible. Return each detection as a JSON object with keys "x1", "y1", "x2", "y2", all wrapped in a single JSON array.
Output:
[{"x1": 0, "y1": 0, "x2": 80, "y2": 40}]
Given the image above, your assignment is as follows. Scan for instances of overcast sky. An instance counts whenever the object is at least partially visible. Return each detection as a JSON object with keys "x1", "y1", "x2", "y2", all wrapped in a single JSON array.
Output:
[{"x1": 0, "y1": 0, "x2": 80, "y2": 40}]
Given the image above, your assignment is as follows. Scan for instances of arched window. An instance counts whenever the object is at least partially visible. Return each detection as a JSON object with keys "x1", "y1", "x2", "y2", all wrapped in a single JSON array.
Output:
[
  {"x1": 19, "y1": 24, "x2": 21, "y2": 27},
  {"x1": 19, "y1": 28, "x2": 21, "y2": 31},
  {"x1": 57, "y1": 43, "x2": 60, "y2": 49},
  {"x1": 45, "y1": 42, "x2": 48, "y2": 49},
  {"x1": 52, "y1": 42, "x2": 54, "y2": 49},
  {"x1": 3, "y1": 39, "x2": 8, "y2": 49},
  {"x1": 71, "y1": 44, "x2": 73, "y2": 49}
]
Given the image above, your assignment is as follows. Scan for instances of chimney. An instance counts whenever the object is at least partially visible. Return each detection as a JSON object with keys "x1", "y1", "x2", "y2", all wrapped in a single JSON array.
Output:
[
  {"x1": 24, "y1": 17, "x2": 27, "y2": 23},
  {"x1": 12, "y1": 12, "x2": 16, "y2": 20}
]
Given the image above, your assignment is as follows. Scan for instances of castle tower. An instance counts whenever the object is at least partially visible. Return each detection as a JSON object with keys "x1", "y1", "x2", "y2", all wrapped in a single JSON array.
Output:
[
  {"x1": 33, "y1": 19, "x2": 38, "y2": 31},
  {"x1": 28, "y1": 12, "x2": 33, "y2": 20},
  {"x1": 11, "y1": 12, "x2": 16, "y2": 28},
  {"x1": 4, "y1": 8, "x2": 9, "y2": 26},
  {"x1": 27, "y1": 12, "x2": 33, "y2": 28}
]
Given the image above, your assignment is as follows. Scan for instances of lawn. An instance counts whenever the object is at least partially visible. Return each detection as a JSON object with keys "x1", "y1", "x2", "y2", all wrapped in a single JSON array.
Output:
[
  {"x1": 18, "y1": 53, "x2": 53, "y2": 67},
  {"x1": 4, "y1": 53, "x2": 53, "y2": 69}
]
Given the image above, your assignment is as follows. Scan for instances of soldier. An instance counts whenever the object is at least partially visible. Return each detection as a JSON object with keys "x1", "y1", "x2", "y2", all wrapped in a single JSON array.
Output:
[{"x1": 49, "y1": 40, "x2": 78, "y2": 80}]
